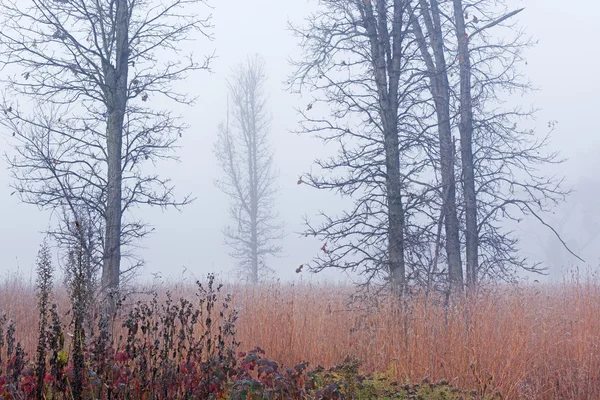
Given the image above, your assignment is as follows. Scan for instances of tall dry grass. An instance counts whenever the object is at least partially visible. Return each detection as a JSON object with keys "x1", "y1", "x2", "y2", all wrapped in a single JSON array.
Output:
[{"x1": 2, "y1": 272, "x2": 600, "y2": 399}]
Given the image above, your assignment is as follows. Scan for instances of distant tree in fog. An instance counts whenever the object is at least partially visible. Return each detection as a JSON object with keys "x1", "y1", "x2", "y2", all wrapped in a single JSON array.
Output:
[{"x1": 215, "y1": 55, "x2": 283, "y2": 284}]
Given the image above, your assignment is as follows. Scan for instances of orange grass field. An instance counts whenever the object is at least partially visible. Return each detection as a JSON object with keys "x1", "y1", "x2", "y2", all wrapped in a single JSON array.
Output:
[{"x1": 2, "y1": 272, "x2": 600, "y2": 400}]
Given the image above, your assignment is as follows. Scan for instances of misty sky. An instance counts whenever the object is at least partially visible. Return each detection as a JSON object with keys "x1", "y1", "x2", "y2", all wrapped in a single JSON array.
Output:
[{"x1": 0, "y1": 0, "x2": 598, "y2": 283}]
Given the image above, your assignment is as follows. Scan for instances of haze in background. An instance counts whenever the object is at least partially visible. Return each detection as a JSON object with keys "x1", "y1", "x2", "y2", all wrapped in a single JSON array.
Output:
[{"x1": 0, "y1": 0, "x2": 598, "y2": 283}]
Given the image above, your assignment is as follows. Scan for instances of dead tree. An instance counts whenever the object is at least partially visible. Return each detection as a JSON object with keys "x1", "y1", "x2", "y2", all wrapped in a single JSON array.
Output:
[
  {"x1": 0, "y1": 0, "x2": 213, "y2": 311},
  {"x1": 290, "y1": 0, "x2": 431, "y2": 293},
  {"x1": 214, "y1": 55, "x2": 283, "y2": 284}
]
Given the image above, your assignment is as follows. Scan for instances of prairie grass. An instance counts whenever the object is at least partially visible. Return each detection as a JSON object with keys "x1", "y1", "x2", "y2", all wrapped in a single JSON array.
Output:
[
  {"x1": 229, "y1": 277, "x2": 600, "y2": 399},
  {"x1": 2, "y1": 272, "x2": 600, "y2": 399}
]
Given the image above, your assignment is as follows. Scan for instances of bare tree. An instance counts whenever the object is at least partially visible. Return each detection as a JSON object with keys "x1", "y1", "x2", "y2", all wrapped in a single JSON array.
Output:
[
  {"x1": 215, "y1": 55, "x2": 283, "y2": 284},
  {"x1": 401, "y1": 0, "x2": 575, "y2": 287},
  {"x1": 289, "y1": 0, "x2": 435, "y2": 293},
  {"x1": 411, "y1": 0, "x2": 575, "y2": 283},
  {"x1": 452, "y1": 0, "x2": 478, "y2": 287},
  {"x1": 409, "y1": 0, "x2": 463, "y2": 293},
  {"x1": 449, "y1": 0, "x2": 575, "y2": 283},
  {"x1": 0, "y1": 0, "x2": 213, "y2": 311},
  {"x1": 292, "y1": 0, "x2": 573, "y2": 292}
]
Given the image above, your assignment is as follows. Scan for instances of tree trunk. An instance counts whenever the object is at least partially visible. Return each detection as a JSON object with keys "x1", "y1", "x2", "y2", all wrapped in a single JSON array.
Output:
[
  {"x1": 250, "y1": 168, "x2": 258, "y2": 284},
  {"x1": 427, "y1": 0, "x2": 463, "y2": 293},
  {"x1": 385, "y1": 114, "x2": 406, "y2": 295},
  {"x1": 362, "y1": 0, "x2": 406, "y2": 294},
  {"x1": 453, "y1": 0, "x2": 478, "y2": 288},
  {"x1": 249, "y1": 91, "x2": 259, "y2": 284},
  {"x1": 412, "y1": 0, "x2": 464, "y2": 293},
  {"x1": 102, "y1": 0, "x2": 129, "y2": 315}
]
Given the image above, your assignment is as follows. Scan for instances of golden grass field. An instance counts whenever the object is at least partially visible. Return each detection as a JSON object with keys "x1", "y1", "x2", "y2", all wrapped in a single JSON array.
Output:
[{"x1": 2, "y1": 272, "x2": 600, "y2": 399}]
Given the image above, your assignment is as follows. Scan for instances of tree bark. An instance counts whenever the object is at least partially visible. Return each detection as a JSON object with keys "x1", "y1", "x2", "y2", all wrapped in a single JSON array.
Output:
[
  {"x1": 453, "y1": 0, "x2": 478, "y2": 288},
  {"x1": 102, "y1": 0, "x2": 129, "y2": 314}
]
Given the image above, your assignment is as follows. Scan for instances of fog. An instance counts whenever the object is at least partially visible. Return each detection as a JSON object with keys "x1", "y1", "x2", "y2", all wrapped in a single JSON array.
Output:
[{"x1": 0, "y1": 0, "x2": 598, "y2": 283}]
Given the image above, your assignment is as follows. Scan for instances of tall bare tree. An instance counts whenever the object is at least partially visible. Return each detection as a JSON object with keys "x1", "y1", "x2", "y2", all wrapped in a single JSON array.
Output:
[
  {"x1": 419, "y1": 0, "x2": 575, "y2": 283},
  {"x1": 449, "y1": 0, "x2": 573, "y2": 283},
  {"x1": 0, "y1": 0, "x2": 213, "y2": 310},
  {"x1": 410, "y1": 0, "x2": 463, "y2": 293},
  {"x1": 215, "y1": 55, "x2": 283, "y2": 284},
  {"x1": 292, "y1": 0, "x2": 573, "y2": 292},
  {"x1": 452, "y1": 0, "x2": 478, "y2": 287},
  {"x1": 290, "y1": 0, "x2": 434, "y2": 293}
]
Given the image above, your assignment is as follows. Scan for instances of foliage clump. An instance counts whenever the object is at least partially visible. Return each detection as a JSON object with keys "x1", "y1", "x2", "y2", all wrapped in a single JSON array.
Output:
[{"x1": 309, "y1": 357, "x2": 502, "y2": 400}]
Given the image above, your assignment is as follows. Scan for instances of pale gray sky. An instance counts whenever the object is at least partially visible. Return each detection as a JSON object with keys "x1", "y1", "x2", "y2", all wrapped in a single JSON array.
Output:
[{"x1": 0, "y1": 0, "x2": 598, "y2": 283}]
